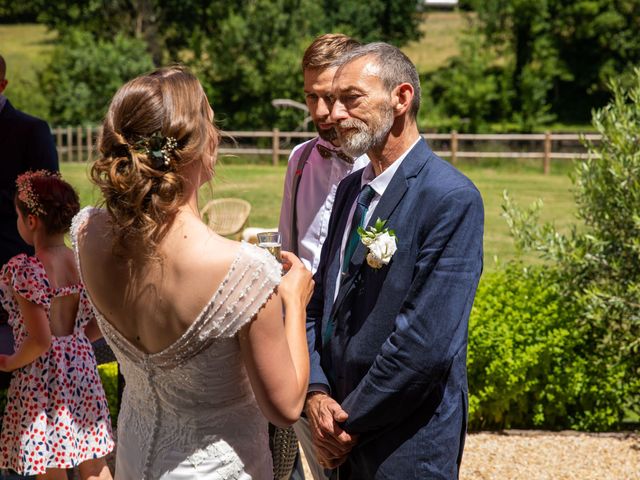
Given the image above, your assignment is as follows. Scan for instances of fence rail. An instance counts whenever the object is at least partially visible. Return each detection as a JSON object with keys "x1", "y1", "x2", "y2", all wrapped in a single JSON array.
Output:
[{"x1": 53, "y1": 127, "x2": 600, "y2": 174}]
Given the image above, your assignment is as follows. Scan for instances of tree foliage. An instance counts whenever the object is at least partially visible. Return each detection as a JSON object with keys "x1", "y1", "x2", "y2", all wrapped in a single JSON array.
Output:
[
  {"x1": 322, "y1": 0, "x2": 423, "y2": 45},
  {"x1": 39, "y1": 29, "x2": 154, "y2": 125},
  {"x1": 192, "y1": 0, "x2": 325, "y2": 129},
  {"x1": 502, "y1": 69, "x2": 640, "y2": 422},
  {"x1": 21, "y1": 0, "x2": 424, "y2": 129},
  {"x1": 470, "y1": 0, "x2": 640, "y2": 124}
]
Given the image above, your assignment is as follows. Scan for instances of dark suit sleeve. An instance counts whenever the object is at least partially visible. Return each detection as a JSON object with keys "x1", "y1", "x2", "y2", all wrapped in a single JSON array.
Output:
[
  {"x1": 26, "y1": 119, "x2": 59, "y2": 172},
  {"x1": 306, "y1": 263, "x2": 330, "y2": 389},
  {"x1": 341, "y1": 185, "x2": 484, "y2": 433}
]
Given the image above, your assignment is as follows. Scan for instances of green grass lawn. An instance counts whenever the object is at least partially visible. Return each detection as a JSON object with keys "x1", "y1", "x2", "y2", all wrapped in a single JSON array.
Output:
[{"x1": 61, "y1": 159, "x2": 576, "y2": 269}]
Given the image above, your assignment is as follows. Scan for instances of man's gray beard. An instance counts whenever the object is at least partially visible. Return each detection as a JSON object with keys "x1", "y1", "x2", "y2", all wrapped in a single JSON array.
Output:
[
  {"x1": 316, "y1": 124, "x2": 338, "y2": 143},
  {"x1": 337, "y1": 106, "x2": 394, "y2": 158}
]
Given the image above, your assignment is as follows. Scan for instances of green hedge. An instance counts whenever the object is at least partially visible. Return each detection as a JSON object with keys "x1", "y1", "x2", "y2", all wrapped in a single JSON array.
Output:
[{"x1": 468, "y1": 262, "x2": 628, "y2": 431}]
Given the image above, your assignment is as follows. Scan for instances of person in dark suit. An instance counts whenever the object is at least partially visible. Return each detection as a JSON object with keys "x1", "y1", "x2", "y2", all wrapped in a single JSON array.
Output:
[
  {"x1": 304, "y1": 43, "x2": 484, "y2": 479},
  {"x1": 0, "y1": 54, "x2": 59, "y2": 389}
]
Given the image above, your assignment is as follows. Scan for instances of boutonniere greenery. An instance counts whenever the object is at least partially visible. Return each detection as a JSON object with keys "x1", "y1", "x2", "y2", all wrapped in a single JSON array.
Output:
[{"x1": 358, "y1": 218, "x2": 398, "y2": 269}]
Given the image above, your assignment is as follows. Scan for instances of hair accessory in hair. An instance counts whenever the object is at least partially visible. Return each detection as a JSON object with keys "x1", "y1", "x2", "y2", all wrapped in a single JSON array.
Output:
[
  {"x1": 133, "y1": 132, "x2": 178, "y2": 170},
  {"x1": 16, "y1": 170, "x2": 61, "y2": 216}
]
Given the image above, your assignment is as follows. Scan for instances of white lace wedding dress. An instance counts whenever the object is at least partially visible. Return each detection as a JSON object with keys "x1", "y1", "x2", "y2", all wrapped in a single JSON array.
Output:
[{"x1": 71, "y1": 207, "x2": 281, "y2": 479}]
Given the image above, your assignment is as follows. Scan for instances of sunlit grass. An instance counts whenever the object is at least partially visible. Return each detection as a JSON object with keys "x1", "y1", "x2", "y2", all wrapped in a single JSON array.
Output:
[
  {"x1": 403, "y1": 11, "x2": 471, "y2": 73},
  {"x1": 60, "y1": 159, "x2": 576, "y2": 269}
]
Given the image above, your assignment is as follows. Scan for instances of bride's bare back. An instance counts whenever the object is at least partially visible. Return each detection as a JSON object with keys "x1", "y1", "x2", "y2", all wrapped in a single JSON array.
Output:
[{"x1": 77, "y1": 209, "x2": 241, "y2": 354}]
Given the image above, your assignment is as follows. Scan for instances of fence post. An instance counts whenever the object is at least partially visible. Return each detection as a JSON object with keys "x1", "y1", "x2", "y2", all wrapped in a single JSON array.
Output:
[
  {"x1": 272, "y1": 128, "x2": 280, "y2": 166},
  {"x1": 76, "y1": 126, "x2": 83, "y2": 162},
  {"x1": 543, "y1": 131, "x2": 551, "y2": 175},
  {"x1": 86, "y1": 126, "x2": 93, "y2": 163},
  {"x1": 66, "y1": 126, "x2": 72, "y2": 162},
  {"x1": 55, "y1": 128, "x2": 62, "y2": 161},
  {"x1": 451, "y1": 130, "x2": 458, "y2": 165}
]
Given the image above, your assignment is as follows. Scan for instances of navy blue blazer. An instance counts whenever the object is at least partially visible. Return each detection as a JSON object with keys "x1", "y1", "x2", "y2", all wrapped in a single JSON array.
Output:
[
  {"x1": 307, "y1": 139, "x2": 484, "y2": 479},
  {"x1": 0, "y1": 99, "x2": 58, "y2": 266}
]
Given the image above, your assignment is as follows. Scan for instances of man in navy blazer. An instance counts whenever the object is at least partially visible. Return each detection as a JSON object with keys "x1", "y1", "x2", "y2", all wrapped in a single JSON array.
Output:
[
  {"x1": 304, "y1": 43, "x2": 484, "y2": 479},
  {"x1": 0, "y1": 54, "x2": 58, "y2": 389}
]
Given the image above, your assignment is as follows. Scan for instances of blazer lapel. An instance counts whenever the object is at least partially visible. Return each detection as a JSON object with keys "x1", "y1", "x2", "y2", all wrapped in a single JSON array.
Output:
[{"x1": 324, "y1": 175, "x2": 362, "y2": 309}]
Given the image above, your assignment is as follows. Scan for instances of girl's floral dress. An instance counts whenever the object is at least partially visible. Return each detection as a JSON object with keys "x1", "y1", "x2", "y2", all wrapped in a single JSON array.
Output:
[{"x1": 0, "y1": 254, "x2": 114, "y2": 475}]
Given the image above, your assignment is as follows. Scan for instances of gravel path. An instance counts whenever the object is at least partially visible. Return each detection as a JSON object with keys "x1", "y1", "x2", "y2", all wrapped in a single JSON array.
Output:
[
  {"x1": 461, "y1": 431, "x2": 640, "y2": 480},
  {"x1": 101, "y1": 428, "x2": 640, "y2": 479},
  {"x1": 300, "y1": 430, "x2": 640, "y2": 479}
]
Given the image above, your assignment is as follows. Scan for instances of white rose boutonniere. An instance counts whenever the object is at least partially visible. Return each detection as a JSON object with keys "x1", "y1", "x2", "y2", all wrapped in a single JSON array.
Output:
[{"x1": 357, "y1": 218, "x2": 398, "y2": 269}]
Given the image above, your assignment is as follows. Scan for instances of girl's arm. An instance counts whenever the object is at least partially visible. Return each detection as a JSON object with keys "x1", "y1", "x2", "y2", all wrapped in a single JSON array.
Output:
[
  {"x1": 84, "y1": 317, "x2": 103, "y2": 342},
  {"x1": 0, "y1": 294, "x2": 51, "y2": 372}
]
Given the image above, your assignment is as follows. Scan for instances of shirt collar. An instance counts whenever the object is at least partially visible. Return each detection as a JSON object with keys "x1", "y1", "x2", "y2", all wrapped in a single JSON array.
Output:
[
  {"x1": 0, "y1": 95, "x2": 7, "y2": 114},
  {"x1": 361, "y1": 137, "x2": 421, "y2": 196}
]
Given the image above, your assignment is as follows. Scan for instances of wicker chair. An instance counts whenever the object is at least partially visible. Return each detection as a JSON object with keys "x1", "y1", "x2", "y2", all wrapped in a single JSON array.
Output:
[{"x1": 200, "y1": 198, "x2": 252, "y2": 238}]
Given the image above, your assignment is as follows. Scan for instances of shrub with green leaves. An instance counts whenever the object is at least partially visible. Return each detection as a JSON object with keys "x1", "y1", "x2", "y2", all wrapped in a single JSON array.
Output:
[
  {"x1": 501, "y1": 69, "x2": 640, "y2": 428},
  {"x1": 468, "y1": 263, "x2": 626, "y2": 430}
]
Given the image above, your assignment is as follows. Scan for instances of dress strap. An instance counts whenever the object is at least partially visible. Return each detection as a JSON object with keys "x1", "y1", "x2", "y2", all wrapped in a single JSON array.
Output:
[{"x1": 52, "y1": 284, "x2": 83, "y2": 297}]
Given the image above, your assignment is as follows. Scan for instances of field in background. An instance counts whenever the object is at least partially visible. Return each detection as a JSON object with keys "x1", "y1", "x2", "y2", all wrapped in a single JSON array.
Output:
[
  {"x1": 404, "y1": 11, "x2": 469, "y2": 72},
  {"x1": 0, "y1": 24, "x2": 55, "y2": 75},
  {"x1": 61, "y1": 161, "x2": 577, "y2": 269}
]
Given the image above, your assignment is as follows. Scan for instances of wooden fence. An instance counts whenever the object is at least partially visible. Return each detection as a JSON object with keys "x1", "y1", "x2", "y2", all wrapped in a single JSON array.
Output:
[{"x1": 53, "y1": 127, "x2": 601, "y2": 174}]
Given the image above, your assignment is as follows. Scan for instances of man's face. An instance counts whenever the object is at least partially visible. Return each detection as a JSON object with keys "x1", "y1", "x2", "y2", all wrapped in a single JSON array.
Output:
[
  {"x1": 0, "y1": 78, "x2": 7, "y2": 95},
  {"x1": 304, "y1": 67, "x2": 338, "y2": 143},
  {"x1": 329, "y1": 57, "x2": 394, "y2": 158}
]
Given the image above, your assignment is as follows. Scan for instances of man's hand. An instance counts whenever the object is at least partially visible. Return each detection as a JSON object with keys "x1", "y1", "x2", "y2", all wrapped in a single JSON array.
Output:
[{"x1": 305, "y1": 392, "x2": 358, "y2": 469}]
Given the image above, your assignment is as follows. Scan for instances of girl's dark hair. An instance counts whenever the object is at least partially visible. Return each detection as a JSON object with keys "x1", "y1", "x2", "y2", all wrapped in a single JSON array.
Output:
[{"x1": 15, "y1": 172, "x2": 80, "y2": 234}]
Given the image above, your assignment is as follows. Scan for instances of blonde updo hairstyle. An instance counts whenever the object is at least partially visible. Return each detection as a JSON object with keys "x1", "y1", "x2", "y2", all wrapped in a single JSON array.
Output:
[{"x1": 91, "y1": 66, "x2": 218, "y2": 258}]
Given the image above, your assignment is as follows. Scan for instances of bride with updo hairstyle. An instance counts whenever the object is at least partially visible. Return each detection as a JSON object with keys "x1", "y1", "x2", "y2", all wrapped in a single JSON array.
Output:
[{"x1": 71, "y1": 66, "x2": 313, "y2": 479}]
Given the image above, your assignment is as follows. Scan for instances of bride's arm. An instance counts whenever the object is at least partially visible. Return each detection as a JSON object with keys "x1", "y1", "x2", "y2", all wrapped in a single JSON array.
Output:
[{"x1": 239, "y1": 252, "x2": 313, "y2": 427}]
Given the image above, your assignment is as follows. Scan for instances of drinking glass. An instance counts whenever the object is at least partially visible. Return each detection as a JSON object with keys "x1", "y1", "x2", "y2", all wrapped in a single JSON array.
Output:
[{"x1": 257, "y1": 231, "x2": 282, "y2": 262}]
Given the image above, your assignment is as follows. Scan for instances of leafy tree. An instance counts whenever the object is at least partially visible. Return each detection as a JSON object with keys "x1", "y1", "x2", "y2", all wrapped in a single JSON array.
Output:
[
  {"x1": 424, "y1": 27, "x2": 510, "y2": 132},
  {"x1": 502, "y1": 69, "x2": 640, "y2": 424},
  {"x1": 470, "y1": 0, "x2": 640, "y2": 124},
  {"x1": 22, "y1": 0, "x2": 426, "y2": 128},
  {"x1": 39, "y1": 29, "x2": 154, "y2": 125},
  {"x1": 0, "y1": 0, "x2": 38, "y2": 22},
  {"x1": 323, "y1": 0, "x2": 424, "y2": 45},
  {"x1": 190, "y1": 0, "x2": 325, "y2": 130}
]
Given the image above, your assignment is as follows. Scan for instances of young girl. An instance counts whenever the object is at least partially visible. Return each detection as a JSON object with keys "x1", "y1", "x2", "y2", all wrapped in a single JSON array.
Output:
[{"x1": 0, "y1": 170, "x2": 114, "y2": 480}]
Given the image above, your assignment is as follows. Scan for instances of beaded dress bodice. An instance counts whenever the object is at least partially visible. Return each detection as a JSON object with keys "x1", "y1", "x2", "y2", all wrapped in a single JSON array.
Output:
[{"x1": 71, "y1": 207, "x2": 281, "y2": 479}]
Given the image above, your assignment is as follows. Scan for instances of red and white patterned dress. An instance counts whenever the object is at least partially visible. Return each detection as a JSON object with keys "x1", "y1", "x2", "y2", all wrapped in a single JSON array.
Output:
[{"x1": 0, "y1": 254, "x2": 114, "y2": 476}]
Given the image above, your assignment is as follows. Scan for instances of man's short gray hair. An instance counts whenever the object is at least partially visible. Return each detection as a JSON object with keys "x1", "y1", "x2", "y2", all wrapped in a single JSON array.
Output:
[{"x1": 333, "y1": 42, "x2": 421, "y2": 119}]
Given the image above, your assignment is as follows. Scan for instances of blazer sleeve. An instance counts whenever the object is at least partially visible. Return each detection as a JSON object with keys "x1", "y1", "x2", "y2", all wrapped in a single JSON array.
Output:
[
  {"x1": 25, "y1": 119, "x2": 59, "y2": 172},
  {"x1": 341, "y1": 185, "x2": 484, "y2": 434}
]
